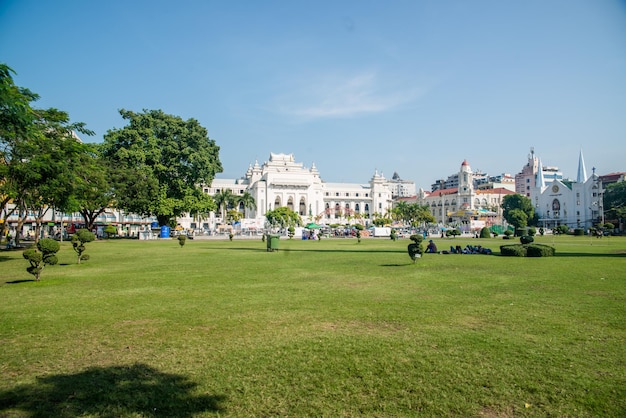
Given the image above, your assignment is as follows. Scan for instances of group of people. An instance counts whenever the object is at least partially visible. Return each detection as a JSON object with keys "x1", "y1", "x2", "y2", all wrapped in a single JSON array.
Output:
[
  {"x1": 424, "y1": 239, "x2": 492, "y2": 255},
  {"x1": 447, "y1": 244, "x2": 492, "y2": 255}
]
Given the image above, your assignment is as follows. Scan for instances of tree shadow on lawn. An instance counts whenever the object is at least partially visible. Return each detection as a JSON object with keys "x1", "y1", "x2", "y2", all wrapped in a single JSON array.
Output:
[
  {"x1": 554, "y1": 252, "x2": 626, "y2": 258},
  {"x1": 0, "y1": 363, "x2": 226, "y2": 417}
]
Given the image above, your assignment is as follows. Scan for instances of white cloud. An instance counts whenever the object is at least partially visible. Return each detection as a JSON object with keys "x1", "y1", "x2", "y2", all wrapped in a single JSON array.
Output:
[{"x1": 275, "y1": 71, "x2": 426, "y2": 119}]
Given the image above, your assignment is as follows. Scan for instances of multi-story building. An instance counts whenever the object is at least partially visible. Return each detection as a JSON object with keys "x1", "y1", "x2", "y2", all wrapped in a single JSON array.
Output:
[
  {"x1": 515, "y1": 147, "x2": 564, "y2": 197},
  {"x1": 417, "y1": 160, "x2": 515, "y2": 231},
  {"x1": 194, "y1": 152, "x2": 396, "y2": 231}
]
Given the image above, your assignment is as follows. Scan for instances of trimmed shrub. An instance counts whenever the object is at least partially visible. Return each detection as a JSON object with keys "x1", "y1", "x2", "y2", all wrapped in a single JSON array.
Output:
[
  {"x1": 178, "y1": 235, "x2": 187, "y2": 247},
  {"x1": 555, "y1": 225, "x2": 569, "y2": 235},
  {"x1": 500, "y1": 243, "x2": 555, "y2": 257},
  {"x1": 71, "y1": 229, "x2": 95, "y2": 264},
  {"x1": 500, "y1": 244, "x2": 527, "y2": 257},
  {"x1": 520, "y1": 235, "x2": 534, "y2": 244},
  {"x1": 573, "y1": 228, "x2": 585, "y2": 236},
  {"x1": 22, "y1": 238, "x2": 60, "y2": 281},
  {"x1": 528, "y1": 227, "x2": 536, "y2": 236},
  {"x1": 526, "y1": 244, "x2": 556, "y2": 257},
  {"x1": 446, "y1": 229, "x2": 461, "y2": 238},
  {"x1": 408, "y1": 234, "x2": 424, "y2": 262},
  {"x1": 479, "y1": 227, "x2": 491, "y2": 238}
]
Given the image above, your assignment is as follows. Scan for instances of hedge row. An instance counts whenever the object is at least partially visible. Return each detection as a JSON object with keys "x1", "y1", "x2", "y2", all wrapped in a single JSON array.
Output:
[{"x1": 500, "y1": 243, "x2": 556, "y2": 257}]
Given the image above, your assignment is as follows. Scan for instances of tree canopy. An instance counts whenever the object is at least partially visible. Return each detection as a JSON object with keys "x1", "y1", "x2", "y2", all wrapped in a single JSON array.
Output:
[
  {"x1": 502, "y1": 194, "x2": 537, "y2": 229},
  {"x1": 265, "y1": 207, "x2": 302, "y2": 229},
  {"x1": 101, "y1": 109, "x2": 222, "y2": 225},
  {"x1": 392, "y1": 201, "x2": 436, "y2": 226},
  {"x1": 604, "y1": 181, "x2": 626, "y2": 224}
]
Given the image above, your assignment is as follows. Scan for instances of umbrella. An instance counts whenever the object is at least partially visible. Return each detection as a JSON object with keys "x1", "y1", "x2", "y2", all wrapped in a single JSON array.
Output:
[{"x1": 305, "y1": 223, "x2": 321, "y2": 229}]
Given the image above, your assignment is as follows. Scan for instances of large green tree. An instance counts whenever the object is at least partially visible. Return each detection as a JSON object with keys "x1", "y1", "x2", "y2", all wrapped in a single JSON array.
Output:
[
  {"x1": 265, "y1": 207, "x2": 302, "y2": 230},
  {"x1": 502, "y1": 194, "x2": 537, "y2": 231},
  {"x1": 101, "y1": 109, "x2": 222, "y2": 226},
  {"x1": 604, "y1": 181, "x2": 626, "y2": 229},
  {"x1": 0, "y1": 64, "x2": 39, "y2": 232},
  {"x1": 74, "y1": 144, "x2": 115, "y2": 230}
]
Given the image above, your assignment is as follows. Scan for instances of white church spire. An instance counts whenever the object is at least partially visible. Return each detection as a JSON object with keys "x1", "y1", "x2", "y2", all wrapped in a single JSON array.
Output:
[
  {"x1": 577, "y1": 149, "x2": 587, "y2": 183},
  {"x1": 537, "y1": 158, "x2": 546, "y2": 189}
]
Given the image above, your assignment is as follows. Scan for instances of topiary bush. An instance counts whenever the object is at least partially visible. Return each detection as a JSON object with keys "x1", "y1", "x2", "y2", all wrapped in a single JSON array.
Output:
[
  {"x1": 22, "y1": 238, "x2": 60, "y2": 281},
  {"x1": 178, "y1": 234, "x2": 187, "y2": 247},
  {"x1": 479, "y1": 227, "x2": 491, "y2": 238},
  {"x1": 500, "y1": 244, "x2": 527, "y2": 257},
  {"x1": 71, "y1": 229, "x2": 95, "y2": 264},
  {"x1": 526, "y1": 244, "x2": 556, "y2": 257},
  {"x1": 446, "y1": 229, "x2": 461, "y2": 238},
  {"x1": 407, "y1": 234, "x2": 424, "y2": 262},
  {"x1": 500, "y1": 243, "x2": 555, "y2": 257},
  {"x1": 527, "y1": 226, "x2": 536, "y2": 236},
  {"x1": 390, "y1": 230, "x2": 397, "y2": 241},
  {"x1": 520, "y1": 235, "x2": 534, "y2": 244},
  {"x1": 573, "y1": 228, "x2": 585, "y2": 236},
  {"x1": 503, "y1": 230, "x2": 513, "y2": 240}
]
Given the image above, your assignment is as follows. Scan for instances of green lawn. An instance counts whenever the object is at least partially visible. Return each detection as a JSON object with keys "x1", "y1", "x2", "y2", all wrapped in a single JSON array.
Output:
[{"x1": 0, "y1": 235, "x2": 624, "y2": 417}]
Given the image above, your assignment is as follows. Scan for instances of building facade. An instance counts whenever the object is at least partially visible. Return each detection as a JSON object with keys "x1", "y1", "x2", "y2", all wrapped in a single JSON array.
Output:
[
  {"x1": 195, "y1": 152, "x2": 396, "y2": 231},
  {"x1": 530, "y1": 150, "x2": 603, "y2": 229},
  {"x1": 417, "y1": 160, "x2": 515, "y2": 231}
]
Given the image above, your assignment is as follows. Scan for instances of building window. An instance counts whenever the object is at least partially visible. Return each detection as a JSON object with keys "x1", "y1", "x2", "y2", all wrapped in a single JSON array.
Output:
[
  {"x1": 336, "y1": 192, "x2": 339, "y2": 197},
  {"x1": 345, "y1": 193, "x2": 349, "y2": 197},
  {"x1": 356, "y1": 193, "x2": 359, "y2": 197}
]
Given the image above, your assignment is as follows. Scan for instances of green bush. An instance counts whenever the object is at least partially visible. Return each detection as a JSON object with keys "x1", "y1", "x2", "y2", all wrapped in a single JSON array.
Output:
[
  {"x1": 500, "y1": 243, "x2": 555, "y2": 257},
  {"x1": 520, "y1": 235, "x2": 534, "y2": 244},
  {"x1": 527, "y1": 227, "x2": 536, "y2": 236},
  {"x1": 500, "y1": 244, "x2": 527, "y2": 257},
  {"x1": 22, "y1": 238, "x2": 60, "y2": 281},
  {"x1": 390, "y1": 230, "x2": 397, "y2": 241},
  {"x1": 479, "y1": 227, "x2": 491, "y2": 238},
  {"x1": 103, "y1": 225, "x2": 117, "y2": 238},
  {"x1": 526, "y1": 244, "x2": 556, "y2": 257},
  {"x1": 71, "y1": 229, "x2": 95, "y2": 264},
  {"x1": 407, "y1": 234, "x2": 424, "y2": 262},
  {"x1": 446, "y1": 229, "x2": 461, "y2": 238},
  {"x1": 573, "y1": 228, "x2": 585, "y2": 236},
  {"x1": 504, "y1": 230, "x2": 513, "y2": 237},
  {"x1": 555, "y1": 225, "x2": 569, "y2": 235},
  {"x1": 178, "y1": 235, "x2": 187, "y2": 247},
  {"x1": 409, "y1": 234, "x2": 424, "y2": 244}
]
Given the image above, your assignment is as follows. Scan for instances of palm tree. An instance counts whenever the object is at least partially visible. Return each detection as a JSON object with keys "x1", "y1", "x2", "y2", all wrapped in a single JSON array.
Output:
[
  {"x1": 213, "y1": 189, "x2": 235, "y2": 220},
  {"x1": 237, "y1": 191, "x2": 256, "y2": 218}
]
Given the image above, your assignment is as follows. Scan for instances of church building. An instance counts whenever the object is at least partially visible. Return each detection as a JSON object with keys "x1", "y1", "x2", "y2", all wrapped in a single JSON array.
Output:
[{"x1": 530, "y1": 150, "x2": 603, "y2": 230}]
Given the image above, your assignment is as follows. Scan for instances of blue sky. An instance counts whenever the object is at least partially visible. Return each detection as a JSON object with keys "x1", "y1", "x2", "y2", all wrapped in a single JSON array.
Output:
[{"x1": 1, "y1": 0, "x2": 625, "y2": 189}]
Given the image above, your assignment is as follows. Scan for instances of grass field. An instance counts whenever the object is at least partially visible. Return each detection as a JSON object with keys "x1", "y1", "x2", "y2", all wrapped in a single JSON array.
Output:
[{"x1": 0, "y1": 235, "x2": 624, "y2": 417}]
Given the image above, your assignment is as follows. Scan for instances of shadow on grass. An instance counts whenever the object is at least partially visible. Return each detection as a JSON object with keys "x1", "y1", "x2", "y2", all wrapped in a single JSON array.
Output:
[
  {"x1": 554, "y1": 252, "x2": 626, "y2": 258},
  {"x1": 4, "y1": 279, "x2": 35, "y2": 284},
  {"x1": 0, "y1": 363, "x2": 226, "y2": 417}
]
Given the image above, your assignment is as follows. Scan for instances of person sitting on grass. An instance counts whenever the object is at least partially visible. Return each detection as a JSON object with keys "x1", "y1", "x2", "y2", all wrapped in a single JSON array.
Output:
[{"x1": 426, "y1": 240, "x2": 438, "y2": 253}]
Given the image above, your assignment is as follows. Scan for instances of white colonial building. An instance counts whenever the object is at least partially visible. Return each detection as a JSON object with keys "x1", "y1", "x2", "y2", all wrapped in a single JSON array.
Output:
[
  {"x1": 194, "y1": 152, "x2": 396, "y2": 231},
  {"x1": 530, "y1": 150, "x2": 603, "y2": 229},
  {"x1": 416, "y1": 159, "x2": 515, "y2": 232}
]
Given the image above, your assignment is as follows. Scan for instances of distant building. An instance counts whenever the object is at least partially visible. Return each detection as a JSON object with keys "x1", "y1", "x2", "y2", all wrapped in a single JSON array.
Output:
[
  {"x1": 530, "y1": 150, "x2": 602, "y2": 229},
  {"x1": 388, "y1": 172, "x2": 416, "y2": 198},
  {"x1": 418, "y1": 160, "x2": 515, "y2": 231},
  {"x1": 196, "y1": 152, "x2": 397, "y2": 231},
  {"x1": 515, "y1": 147, "x2": 564, "y2": 197}
]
